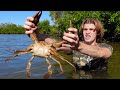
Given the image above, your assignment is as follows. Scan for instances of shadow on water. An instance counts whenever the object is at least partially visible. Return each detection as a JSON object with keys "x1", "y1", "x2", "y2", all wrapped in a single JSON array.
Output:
[{"x1": 0, "y1": 34, "x2": 120, "y2": 79}]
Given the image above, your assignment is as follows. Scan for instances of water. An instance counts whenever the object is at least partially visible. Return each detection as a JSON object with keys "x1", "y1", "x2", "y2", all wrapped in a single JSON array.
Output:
[
  {"x1": 0, "y1": 34, "x2": 120, "y2": 79},
  {"x1": 0, "y1": 34, "x2": 74, "y2": 79}
]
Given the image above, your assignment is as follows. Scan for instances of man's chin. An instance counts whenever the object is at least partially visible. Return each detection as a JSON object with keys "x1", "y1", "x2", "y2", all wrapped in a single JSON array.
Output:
[
  {"x1": 84, "y1": 40, "x2": 91, "y2": 43},
  {"x1": 84, "y1": 40, "x2": 93, "y2": 44}
]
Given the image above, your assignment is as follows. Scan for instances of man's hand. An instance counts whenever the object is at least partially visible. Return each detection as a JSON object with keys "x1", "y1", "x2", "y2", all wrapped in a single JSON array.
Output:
[
  {"x1": 24, "y1": 16, "x2": 38, "y2": 34},
  {"x1": 63, "y1": 27, "x2": 79, "y2": 50}
]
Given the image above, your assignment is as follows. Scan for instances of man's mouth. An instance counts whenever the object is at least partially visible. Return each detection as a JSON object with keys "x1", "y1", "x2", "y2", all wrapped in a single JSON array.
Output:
[{"x1": 85, "y1": 34, "x2": 91, "y2": 40}]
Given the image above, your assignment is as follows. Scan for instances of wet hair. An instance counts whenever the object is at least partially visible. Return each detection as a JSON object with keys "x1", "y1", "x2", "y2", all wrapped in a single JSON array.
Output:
[{"x1": 80, "y1": 18, "x2": 104, "y2": 42}]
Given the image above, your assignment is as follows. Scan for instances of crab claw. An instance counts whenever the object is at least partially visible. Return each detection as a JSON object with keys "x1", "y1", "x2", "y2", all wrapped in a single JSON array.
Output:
[
  {"x1": 33, "y1": 11, "x2": 42, "y2": 25},
  {"x1": 52, "y1": 40, "x2": 67, "y2": 48}
]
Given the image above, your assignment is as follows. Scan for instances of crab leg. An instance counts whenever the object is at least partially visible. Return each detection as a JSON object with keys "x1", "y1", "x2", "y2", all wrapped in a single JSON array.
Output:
[
  {"x1": 5, "y1": 55, "x2": 18, "y2": 62},
  {"x1": 58, "y1": 55, "x2": 76, "y2": 72},
  {"x1": 5, "y1": 50, "x2": 29, "y2": 62},
  {"x1": 50, "y1": 48, "x2": 76, "y2": 72},
  {"x1": 46, "y1": 56, "x2": 52, "y2": 75},
  {"x1": 5, "y1": 44, "x2": 33, "y2": 62},
  {"x1": 26, "y1": 55, "x2": 35, "y2": 78},
  {"x1": 54, "y1": 53, "x2": 76, "y2": 72},
  {"x1": 50, "y1": 55, "x2": 64, "y2": 73},
  {"x1": 43, "y1": 56, "x2": 53, "y2": 79}
]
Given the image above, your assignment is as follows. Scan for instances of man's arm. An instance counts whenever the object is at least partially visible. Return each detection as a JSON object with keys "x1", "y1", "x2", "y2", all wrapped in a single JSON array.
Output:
[{"x1": 77, "y1": 42, "x2": 112, "y2": 59}]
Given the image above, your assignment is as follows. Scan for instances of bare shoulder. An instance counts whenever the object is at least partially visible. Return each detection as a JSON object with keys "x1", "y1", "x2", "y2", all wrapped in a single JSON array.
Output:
[{"x1": 98, "y1": 43, "x2": 113, "y2": 53}]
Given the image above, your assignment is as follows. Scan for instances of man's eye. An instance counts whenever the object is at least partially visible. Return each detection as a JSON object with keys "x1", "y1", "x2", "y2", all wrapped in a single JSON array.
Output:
[
  {"x1": 90, "y1": 29, "x2": 94, "y2": 30},
  {"x1": 83, "y1": 29, "x2": 87, "y2": 31}
]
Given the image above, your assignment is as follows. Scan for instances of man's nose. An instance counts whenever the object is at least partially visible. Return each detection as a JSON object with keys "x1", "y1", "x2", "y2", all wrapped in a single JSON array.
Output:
[{"x1": 86, "y1": 29, "x2": 91, "y2": 33}]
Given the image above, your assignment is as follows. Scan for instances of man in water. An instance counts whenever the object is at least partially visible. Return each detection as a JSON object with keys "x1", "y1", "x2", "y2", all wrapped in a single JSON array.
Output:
[{"x1": 24, "y1": 16, "x2": 113, "y2": 79}]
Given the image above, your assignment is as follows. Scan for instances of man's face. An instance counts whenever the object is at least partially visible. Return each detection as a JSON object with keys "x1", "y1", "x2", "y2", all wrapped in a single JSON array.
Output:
[{"x1": 83, "y1": 23, "x2": 97, "y2": 44}]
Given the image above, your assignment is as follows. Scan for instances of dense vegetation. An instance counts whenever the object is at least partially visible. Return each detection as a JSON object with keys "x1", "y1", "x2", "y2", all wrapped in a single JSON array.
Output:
[
  {"x1": 0, "y1": 23, "x2": 24, "y2": 34},
  {"x1": 0, "y1": 11, "x2": 120, "y2": 42}
]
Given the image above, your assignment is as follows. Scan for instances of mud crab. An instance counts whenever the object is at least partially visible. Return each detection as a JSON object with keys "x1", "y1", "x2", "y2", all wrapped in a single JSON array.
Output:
[{"x1": 5, "y1": 11, "x2": 76, "y2": 79}]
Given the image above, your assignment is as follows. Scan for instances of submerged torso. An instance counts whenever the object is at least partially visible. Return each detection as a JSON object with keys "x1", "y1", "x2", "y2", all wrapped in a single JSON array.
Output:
[
  {"x1": 72, "y1": 43, "x2": 113, "y2": 79},
  {"x1": 72, "y1": 43, "x2": 113, "y2": 71}
]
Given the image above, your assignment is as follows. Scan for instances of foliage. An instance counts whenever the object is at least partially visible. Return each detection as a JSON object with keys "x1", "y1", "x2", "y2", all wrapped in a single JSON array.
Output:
[
  {"x1": 50, "y1": 11, "x2": 120, "y2": 41},
  {"x1": 0, "y1": 23, "x2": 24, "y2": 34},
  {"x1": 37, "y1": 20, "x2": 51, "y2": 34},
  {"x1": 1, "y1": 11, "x2": 120, "y2": 42}
]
